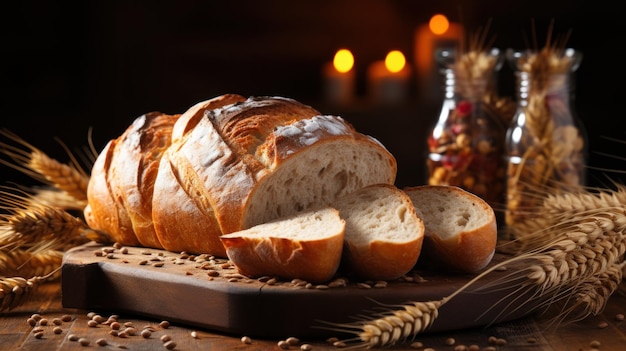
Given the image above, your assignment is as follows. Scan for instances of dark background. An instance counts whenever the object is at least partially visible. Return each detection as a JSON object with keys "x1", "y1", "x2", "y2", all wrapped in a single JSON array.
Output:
[{"x1": 2, "y1": 0, "x2": 625, "y2": 189}]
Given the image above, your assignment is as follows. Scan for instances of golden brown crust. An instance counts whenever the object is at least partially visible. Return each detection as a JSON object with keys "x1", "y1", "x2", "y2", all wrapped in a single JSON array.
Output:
[
  {"x1": 404, "y1": 185, "x2": 497, "y2": 273},
  {"x1": 85, "y1": 139, "x2": 140, "y2": 246}
]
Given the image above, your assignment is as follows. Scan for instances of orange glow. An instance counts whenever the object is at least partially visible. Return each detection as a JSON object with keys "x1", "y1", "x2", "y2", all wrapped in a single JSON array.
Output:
[
  {"x1": 384, "y1": 50, "x2": 406, "y2": 73},
  {"x1": 333, "y1": 49, "x2": 354, "y2": 73},
  {"x1": 429, "y1": 14, "x2": 450, "y2": 35}
]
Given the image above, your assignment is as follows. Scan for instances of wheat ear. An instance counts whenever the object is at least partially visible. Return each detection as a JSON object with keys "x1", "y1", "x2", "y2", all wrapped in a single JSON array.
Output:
[
  {"x1": 0, "y1": 249, "x2": 63, "y2": 279},
  {"x1": 0, "y1": 187, "x2": 112, "y2": 252},
  {"x1": 0, "y1": 270, "x2": 58, "y2": 313},
  {"x1": 0, "y1": 129, "x2": 89, "y2": 204}
]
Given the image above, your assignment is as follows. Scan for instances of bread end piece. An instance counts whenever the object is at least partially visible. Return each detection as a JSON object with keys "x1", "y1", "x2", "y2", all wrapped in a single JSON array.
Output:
[
  {"x1": 220, "y1": 207, "x2": 345, "y2": 284},
  {"x1": 404, "y1": 185, "x2": 497, "y2": 273}
]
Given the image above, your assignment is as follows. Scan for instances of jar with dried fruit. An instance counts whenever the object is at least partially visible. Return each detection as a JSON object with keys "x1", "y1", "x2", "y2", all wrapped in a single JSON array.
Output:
[
  {"x1": 504, "y1": 48, "x2": 586, "y2": 229},
  {"x1": 426, "y1": 48, "x2": 515, "y2": 211}
]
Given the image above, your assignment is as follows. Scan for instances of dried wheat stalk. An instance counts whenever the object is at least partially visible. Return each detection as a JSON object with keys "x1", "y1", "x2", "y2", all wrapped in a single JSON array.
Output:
[
  {"x1": 0, "y1": 272, "x2": 57, "y2": 313},
  {"x1": 0, "y1": 188, "x2": 112, "y2": 252},
  {"x1": 0, "y1": 129, "x2": 90, "y2": 204},
  {"x1": 0, "y1": 249, "x2": 63, "y2": 279}
]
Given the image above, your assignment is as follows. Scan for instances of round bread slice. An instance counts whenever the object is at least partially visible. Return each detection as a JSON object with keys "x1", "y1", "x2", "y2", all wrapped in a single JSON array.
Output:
[
  {"x1": 220, "y1": 207, "x2": 345, "y2": 284},
  {"x1": 403, "y1": 185, "x2": 497, "y2": 273},
  {"x1": 334, "y1": 184, "x2": 425, "y2": 281}
]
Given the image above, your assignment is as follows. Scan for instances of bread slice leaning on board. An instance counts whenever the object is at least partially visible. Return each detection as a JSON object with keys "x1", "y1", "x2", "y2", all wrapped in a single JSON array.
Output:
[
  {"x1": 220, "y1": 207, "x2": 346, "y2": 284},
  {"x1": 404, "y1": 185, "x2": 497, "y2": 273},
  {"x1": 84, "y1": 95, "x2": 397, "y2": 257}
]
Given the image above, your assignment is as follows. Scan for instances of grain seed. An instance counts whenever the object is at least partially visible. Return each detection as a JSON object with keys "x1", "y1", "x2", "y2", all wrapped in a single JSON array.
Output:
[
  {"x1": 163, "y1": 340, "x2": 177, "y2": 350},
  {"x1": 277, "y1": 340, "x2": 290, "y2": 349},
  {"x1": 68, "y1": 334, "x2": 79, "y2": 341},
  {"x1": 141, "y1": 329, "x2": 152, "y2": 338},
  {"x1": 615, "y1": 313, "x2": 625, "y2": 321},
  {"x1": 96, "y1": 338, "x2": 108, "y2": 346},
  {"x1": 300, "y1": 343, "x2": 313, "y2": 350},
  {"x1": 34, "y1": 331, "x2": 44, "y2": 339},
  {"x1": 61, "y1": 314, "x2": 73, "y2": 322},
  {"x1": 78, "y1": 337, "x2": 90, "y2": 346},
  {"x1": 159, "y1": 320, "x2": 170, "y2": 329},
  {"x1": 160, "y1": 335, "x2": 172, "y2": 342},
  {"x1": 286, "y1": 337, "x2": 300, "y2": 345},
  {"x1": 241, "y1": 336, "x2": 252, "y2": 344},
  {"x1": 590, "y1": 340, "x2": 601, "y2": 348},
  {"x1": 53, "y1": 326, "x2": 63, "y2": 334}
]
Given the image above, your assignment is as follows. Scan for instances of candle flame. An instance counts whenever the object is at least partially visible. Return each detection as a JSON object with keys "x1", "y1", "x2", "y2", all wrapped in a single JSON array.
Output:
[
  {"x1": 429, "y1": 14, "x2": 450, "y2": 35},
  {"x1": 333, "y1": 49, "x2": 354, "y2": 73},
  {"x1": 384, "y1": 50, "x2": 406, "y2": 73}
]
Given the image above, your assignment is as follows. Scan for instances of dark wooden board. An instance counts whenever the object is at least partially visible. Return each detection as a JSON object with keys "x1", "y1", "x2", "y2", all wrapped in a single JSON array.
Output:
[{"x1": 61, "y1": 243, "x2": 538, "y2": 339}]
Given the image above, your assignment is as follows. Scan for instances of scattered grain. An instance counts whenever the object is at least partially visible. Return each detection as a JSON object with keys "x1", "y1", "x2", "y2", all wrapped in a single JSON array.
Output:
[
  {"x1": 332, "y1": 340, "x2": 347, "y2": 348},
  {"x1": 87, "y1": 320, "x2": 98, "y2": 327},
  {"x1": 39, "y1": 318, "x2": 49, "y2": 326},
  {"x1": 123, "y1": 321, "x2": 134, "y2": 327},
  {"x1": 96, "y1": 338, "x2": 108, "y2": 346},
  {"x1": 241, "y1": 336, "x2": 252, "y2": 344},
  {"x1": 31, "y1": 313, "x2": 42, "y2": 321},
  {"x1": 373, "y1": 281, "x2": 388, "y2": 288},
  {"x1": 113, "y1": 242, "x2": 123, "y2": 249},
  {"x1": 454, "y1": 345, "x2": 468, "y2": 351},
  {"x1": 468, "y1": 345, "x2": 479, "y2": 351},
  {"x1": 34, "y1": 331, "x2": 44, "y2": 339},
  {"x1": 61, "y1": 314, "x2": 73, "y2": 322},
  {"x1": 53, "y1": 326, "x2": 63, "y2": 334},
  {"x1": 527, "y1": 337, "x2": 537, "y2": 343},
  {"x1": 123, "y1": 327, "x2": 137, "y2": 336},
  {"x1": 597, "y1": 321, "x2": 609, "y2": 329},
  {"x1": 590, "y1": 340, "x2": 601, "y2": 348},
  {"x1": 110, "y1": 322, "x2": 121, "y2": 330},
  {"x1": 161, "y1": 335, "x2": 172, "y2": 342},
  {"x1": 278, "y1": 340, "x2": 290, "y2": 349},
  {"x1": 615, "y1": 313, "x2": 625, "y2": 321},
  {"x1": 409, "y1": 341, "x2": 423, "y2": 348},
  {"x1": 315, "y1": 284, "x2": 329, "y2": 290},
  {"x1": 191, "y1": 331, "x2": 198, "y2": 338},
  {"x1": 446, "y1": 337, "x2": 456, "y2": 345},
  {"x1": 32, "y1": 327, "x2": 44, "y2": 333},
  {"x1": 68, "y1": 334, "x2": 80, "y2": 341},
  {"x1": 139, "y1": 260, "x2": 148, "y2": 265},
  {"x1": 153, "y1": 262, "x2": 165, "y2": 267},
  {"x1": 27, "y1": 317, "x2": 37, "y2": 327},
  {"x1": 52, "y1": 318, "x2": 63, "y2": 325},
  {"x1": 496, "y1": 338, "x2": 507, "y2": 346},
  {"x1": 109, "y1": 330, "x2": 118, "y2": 337},
  {"x1": 159, "y1": 320, "x2": 170, "y2": 329},
  {"x1": 300, "y1": 344, "x2": 313, "y2": 350},
  {"x1": 357, "y1": 282, "x2": 371, "y2": 289},
  {"x1": 78, "y1": 337, "x2": 90, "y2": 346},
  {"x1": 286, "y1": 337, "x2": 300, "y2": 345},
  {"x1": 163, "y1": 340, "x2": 177, "y2": 350},
  {"x1": 141, "y1": 329, "x2": 152, "y2": 338},
  {"x1": 92, "y1": 314, "x2": 106, "y2": 323}
]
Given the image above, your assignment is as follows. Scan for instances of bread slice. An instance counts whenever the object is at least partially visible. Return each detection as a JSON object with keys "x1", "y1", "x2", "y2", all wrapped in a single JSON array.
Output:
[
  {"x1": 334, "y1": 184, "x2": 425, "y2": 281},
  {"x1": 404, "y1": 185, "x2": 497, "y2": 273},
  {"x1": 220, "y1": 207, "x2": 345, "y2": 283}
]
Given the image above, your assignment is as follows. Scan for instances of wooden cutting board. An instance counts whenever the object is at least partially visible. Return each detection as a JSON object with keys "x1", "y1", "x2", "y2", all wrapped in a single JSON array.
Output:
[{"x1": 61, "y1": 242, "x2": 538, "y2": 339}]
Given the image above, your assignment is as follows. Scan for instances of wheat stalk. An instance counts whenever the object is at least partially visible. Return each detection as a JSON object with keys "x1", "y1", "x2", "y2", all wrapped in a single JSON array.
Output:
[
  {"x1": 0, "y1": 249, "x2": 63, "y2": 279},
  {"x1": 0, "y1": 129, "x2": 90, "y2": 203},
  {"x1": 0, "y1": 271, "x2": 58, "y2": 313},
  {"x1": 0, "y1": 188, "x2": 112, "y2": 252}
]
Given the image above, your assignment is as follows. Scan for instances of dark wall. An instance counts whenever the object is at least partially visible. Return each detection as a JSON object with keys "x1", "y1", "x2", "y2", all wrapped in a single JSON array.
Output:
[{"x1": 2, "y1": 0, "x2": 625, "y2": 188}]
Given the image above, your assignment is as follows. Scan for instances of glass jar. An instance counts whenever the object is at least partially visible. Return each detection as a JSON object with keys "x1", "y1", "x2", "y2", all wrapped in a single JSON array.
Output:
[
  {"x1": 505, "y1": 48, "x2": 586, "y2": 228},
  {"x1": 426, "y1": 48, "x2": 515, "y2": 209}
]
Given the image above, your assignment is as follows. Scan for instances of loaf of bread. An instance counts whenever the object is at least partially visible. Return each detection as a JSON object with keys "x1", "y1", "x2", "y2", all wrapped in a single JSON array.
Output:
[
  {"x1": 334, "y1": 184, "x2": 424, "y2": 280},
  {"x1": 220, "y1": 207, "x2": 345, "y2": 283},
  {"x1": 403, "y1": 185, "x2": 497, "y2": 273},
  {"x1": 84, "y1": 95, "x2": 397, "y2": 257}
]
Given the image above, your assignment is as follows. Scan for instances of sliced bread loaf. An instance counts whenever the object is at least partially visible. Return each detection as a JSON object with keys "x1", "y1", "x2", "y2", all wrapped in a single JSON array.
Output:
[
  {"x1": 220, "y1": 207, "x2": 346, "y2": 284},
  {"x1": 404, "y1": 185, "x2": 497, "y2": 273},
  {"x1": 334, "y1": 184, "x2": 425, "y2": 281}
]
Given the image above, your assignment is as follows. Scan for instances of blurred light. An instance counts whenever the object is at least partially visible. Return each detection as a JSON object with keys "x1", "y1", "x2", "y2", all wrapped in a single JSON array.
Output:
[
  {"x1": 384, "y1": 50, "x2": 406, "y2": 73},
  {"x1": 429, "y1": 14, "x2": 450, "y2": 35},
  {"x1": 333, "y1": 49, "x2": 354, "y2": 73}
]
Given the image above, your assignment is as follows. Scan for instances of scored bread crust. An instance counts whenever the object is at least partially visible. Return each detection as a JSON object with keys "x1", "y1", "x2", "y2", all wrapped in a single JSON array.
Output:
[
  {"x1": 404, "y1": 185, "x2": 497, "y2": 273},
  {"x1": 335, "y1": 184, "x2": 424, "y2": 281},
  {"x1": 84, "y1": 112, "x2": 180, "y2": 247},
  {"x1": 220, "y1": 207, "x2": 346, "y2": 283}
]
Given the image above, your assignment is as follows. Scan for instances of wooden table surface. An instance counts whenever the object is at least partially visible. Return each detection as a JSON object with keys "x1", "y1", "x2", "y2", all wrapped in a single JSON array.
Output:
[{"x1": 1, "y1": 280, "x2": 625, "y2": 350}]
